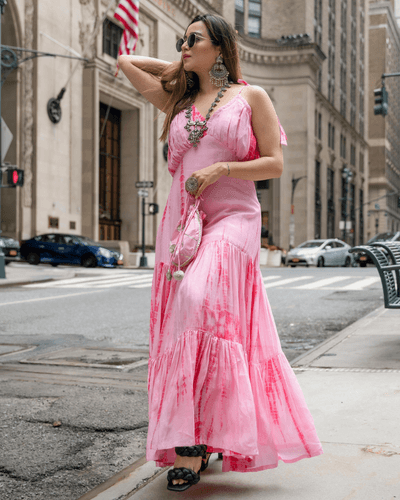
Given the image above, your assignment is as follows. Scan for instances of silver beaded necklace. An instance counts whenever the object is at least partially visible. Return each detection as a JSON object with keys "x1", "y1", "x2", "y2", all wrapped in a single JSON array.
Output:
[{"x1": 184, "y1": 82, "x2": 231, "y2": 147}]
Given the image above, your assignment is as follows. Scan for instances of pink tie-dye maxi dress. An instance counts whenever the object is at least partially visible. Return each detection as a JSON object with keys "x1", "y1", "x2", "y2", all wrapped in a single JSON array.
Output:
[{"x1": 146, "y1": 84, "x2": 323, "y2": 472}]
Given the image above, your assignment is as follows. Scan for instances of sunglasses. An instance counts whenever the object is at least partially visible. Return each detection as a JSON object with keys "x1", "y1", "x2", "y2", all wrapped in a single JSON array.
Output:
[{"x1": 176, "y1": 33, "x2": 208, "y2": 52}]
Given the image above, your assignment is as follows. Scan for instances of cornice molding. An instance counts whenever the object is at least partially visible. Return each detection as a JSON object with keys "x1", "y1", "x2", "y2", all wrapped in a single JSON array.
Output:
[{"x1": 238, "y1": 42, "x2": 326, "y2": 73}]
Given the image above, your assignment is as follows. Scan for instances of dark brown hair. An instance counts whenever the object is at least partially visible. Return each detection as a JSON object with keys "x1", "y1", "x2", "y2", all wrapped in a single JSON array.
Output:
[{"x1": 159, "y1": 14, "x2": 242, "y2": 142}]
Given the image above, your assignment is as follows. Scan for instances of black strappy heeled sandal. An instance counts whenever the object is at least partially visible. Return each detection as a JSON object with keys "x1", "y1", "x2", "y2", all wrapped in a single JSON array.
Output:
[
  {"x1": 167, "y1": 444, "x2": 207, "y2": 492},
  {"x1": 201, "y1": 451, "x2": 223, "y2": 472},
  {"x1": 200, "y1": 452, "x2": 211, "y2": 472}
]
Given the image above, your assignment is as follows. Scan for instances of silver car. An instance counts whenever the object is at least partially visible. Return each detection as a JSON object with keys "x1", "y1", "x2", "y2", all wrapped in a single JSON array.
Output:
[{"x1": 286, "y1": 239, "x2": 353, "y2": 267}]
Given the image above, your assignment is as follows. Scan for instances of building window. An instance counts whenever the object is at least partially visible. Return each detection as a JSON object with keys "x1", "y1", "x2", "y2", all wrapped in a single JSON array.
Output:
[
  {"x1": 49, "y1": 216, "x2": 59, "y2": 229},
  {"x1": 235, "y1": 0, "x2": 245, "y2": 35},
  {"x1": 350, "y1": 144, "x2": 356, "y2": 166},
  {"x1": 318, "y1": 112, "x2": 322, "y2": 139},
  {"x1": 340, "y1": 0, "x2": 348, "y2": 118},
  {"x1": 314, "y1": 0, "x2": 322, "y2": 46},
  {"x1": 359, "y1": 188, "x2": 364, "y2": 244},
  {"x1": 359, "y1": 151, "x2": 364, "y2": 173},
  {"x1": 248, "y1": 0, "x2": 261, "y2": 38},
  {"x1": 328, "y1": 0, "x2": 336, "y2": 104},
  {"x1": 103, "y1": 19, "x2": 123, "y2": 59},
  {"x1": 315, "y1": 160, "x2": 322, "y2": 239},
  {"x1": 340, "y1": 133, "x2": 346, "y2": 159},
  {"x1": 99, "y1": 103, "x2": 122, "y2": 241},
  {"x1": 315, "y1": 111, "x2": 322, "y2": 139},
  {"x1": 256, "y1": 179, "x2": 269, "y2": 189},
  {"x1": 328, "y1": 122, "x2": 335, "y2": 150},
  {"x1": 327, "y1": 168, "x2": 335, "y2": 238}
]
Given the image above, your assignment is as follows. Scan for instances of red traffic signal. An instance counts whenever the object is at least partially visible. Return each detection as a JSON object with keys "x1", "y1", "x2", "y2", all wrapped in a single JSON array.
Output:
[{"x1": 7, "y1": 168, "x2": 24, "y2": 187}]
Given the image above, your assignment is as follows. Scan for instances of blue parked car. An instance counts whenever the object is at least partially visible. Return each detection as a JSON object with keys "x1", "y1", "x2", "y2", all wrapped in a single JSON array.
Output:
[{"x1": 20, "y1": 233, "x2": 123, "y2": 268}]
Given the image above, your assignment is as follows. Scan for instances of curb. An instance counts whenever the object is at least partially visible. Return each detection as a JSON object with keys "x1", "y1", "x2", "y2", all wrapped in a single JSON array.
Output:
[
  {"x1": 290, "y1": 304, "x2": 386, "y2": 367},
  {"x1": 76, "y1": 457, "x2": 167, "y2": 500}
]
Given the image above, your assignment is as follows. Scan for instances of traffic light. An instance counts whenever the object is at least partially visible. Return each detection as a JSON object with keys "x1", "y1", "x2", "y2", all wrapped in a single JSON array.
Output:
[
  {"x1": 374, "y1": 86, "x2": 388, "y2": 116},
  {"x1": 398, "y1": 196, "x2": 400, "y2": 209},
  {"x1": 6, "y1": 168, "x2": 24, "y2": 187},
  {"x1": 148, "y1": 203, "x2": 159, "y2": 215}
]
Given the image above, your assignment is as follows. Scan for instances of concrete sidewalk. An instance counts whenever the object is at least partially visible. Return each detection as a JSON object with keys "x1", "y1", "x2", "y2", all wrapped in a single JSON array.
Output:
[
  {"x1": 0, "y1": 262, "x2": 76, "y2": 286},
  {"x1": 81, "y1": 305, "x2": 400, "y2": 500}
]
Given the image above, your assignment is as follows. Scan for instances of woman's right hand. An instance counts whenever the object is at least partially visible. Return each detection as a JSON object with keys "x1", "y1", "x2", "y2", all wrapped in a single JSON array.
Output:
[{"x1": 118, "y1": 56, "x2": 172, "y2": 112}]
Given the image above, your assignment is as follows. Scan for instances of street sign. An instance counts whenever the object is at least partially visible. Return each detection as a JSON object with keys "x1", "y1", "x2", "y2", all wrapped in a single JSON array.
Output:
[
  {"x1": 1, "y1": 118, "x2": 13, "y2": 162},
  {"x1": 339, "y1": 221, "x2": 352, "y2": 230},
  {"x1": 137, "y1": 189, "x2": 149, "y2": 197},
  {"x1": 135, "y1": 181, "x2": 153, "y2": 188}
]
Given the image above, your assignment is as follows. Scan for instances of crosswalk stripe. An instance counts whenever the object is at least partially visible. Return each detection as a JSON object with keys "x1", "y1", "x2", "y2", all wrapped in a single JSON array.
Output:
[
  {"x1": 339, "y1": 277, "x2": 381, "y2": 290},
  {"x1": 294, "y1": 276, "x2": 351, "y2": 289},
  {"x1": 262, "y1": 275, "x2": 281, "y2": 282},
  {"x1": 24, "y1": 272, "x2": 134, "y2": 288},
  {"x1": 264, "y1": 276, "x2": 313, "y2": 289},
  {"x1": 129, "y1": 282, "x2": 154, "y2": 288},
  {"x1": 94, "y1": 276, "x2": 154, "y2": 288}
]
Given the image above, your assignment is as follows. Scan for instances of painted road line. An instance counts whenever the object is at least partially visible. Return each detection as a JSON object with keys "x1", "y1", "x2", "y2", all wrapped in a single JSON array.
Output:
[
  {"x1": 339, "y1": 277, "x2": 381, "y2": 291},
  {"x1": 264, "y1": 276, "x2": 313, "y2": 289},
  {"x1": 94, "y1": 276, "x2": 154, "y2": 288},
  {"x1": 55, "y1": 274, "x2": 152, "y2": 287},
  {"x1": 129, "y1": 282, "x2": 154, "y2": 288},
  {"x1": 24, "y1": 272, "x2": 134, "y2": 288},
  {"x1": 262, "y1": 275, "x2": 281, "y2": 282},
  {"x1": 295, "y1": 276, "x2": 351, "y2": 289},
  {"x1": 0, "y1": 290, "x2": 105, "y2": 307}
]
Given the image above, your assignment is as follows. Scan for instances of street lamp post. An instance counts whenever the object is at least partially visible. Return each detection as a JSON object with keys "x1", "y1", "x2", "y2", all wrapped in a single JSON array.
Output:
[
  {"x1": 341, "y1": 167, "x2": 353, "y2": 243},
  {"x1": 289, "y1": 175, "x2": 306, "y2": 249},
  {"x1": 0, "y1": 0, "x2": 7, "y2": 279}
]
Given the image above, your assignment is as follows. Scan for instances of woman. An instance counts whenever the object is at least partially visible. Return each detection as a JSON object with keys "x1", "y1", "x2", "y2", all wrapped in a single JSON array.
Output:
[{"x1": 119, "y1": 13, "x2": 322, "y2": 493}]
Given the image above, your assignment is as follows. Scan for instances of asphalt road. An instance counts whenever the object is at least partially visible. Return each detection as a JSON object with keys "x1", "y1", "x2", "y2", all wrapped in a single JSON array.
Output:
[{"x1": 0, "y1": 264, "x2": 383, "y2": 361}]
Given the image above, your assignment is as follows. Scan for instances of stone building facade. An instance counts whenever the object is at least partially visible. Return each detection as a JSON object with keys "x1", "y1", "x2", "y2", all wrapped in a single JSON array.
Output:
[
  {"x1": 1, "y1": 0, "x2": 369, "y2": 252},
  {"x1": 368, "y1": 0, "x2": 400, "y2": 239}
]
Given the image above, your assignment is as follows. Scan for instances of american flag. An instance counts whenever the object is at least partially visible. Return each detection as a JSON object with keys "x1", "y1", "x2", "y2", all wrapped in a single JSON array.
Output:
[{"x1": 114, "y1": 0, "x2": 139, "y2": 58}]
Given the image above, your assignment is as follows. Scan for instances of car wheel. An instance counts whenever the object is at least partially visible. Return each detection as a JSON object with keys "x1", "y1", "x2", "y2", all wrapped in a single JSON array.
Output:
[
  {"x1": 317, "y1": 257, "x2": 324, "y2": 267},
  {"x1": 360, "y1": 262, "x2": 367, "y2": 268},
  {"x1": 344, "y1": 256, "x2": 351, "y2": 267},
  {"x1": 51, "y1": 263, "x2": 59, "y2": 267},
  {"x1": 82, "y1": 254, "x2": 97, "y2": 268},
  {"x1": 290, "y1": 264, "x2": 296, "y2": 268},
  {"x1": 27, "y1": 252, "x2": 40, "y2": 265}
]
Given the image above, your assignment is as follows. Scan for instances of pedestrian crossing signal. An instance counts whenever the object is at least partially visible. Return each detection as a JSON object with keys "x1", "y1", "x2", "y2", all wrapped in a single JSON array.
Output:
[
  {"x1": 6, "y1": 168, "x2": 24, "y2": 187},
  {"x1": 148, "y1": 203, "x2": 159, "y2": 215}
]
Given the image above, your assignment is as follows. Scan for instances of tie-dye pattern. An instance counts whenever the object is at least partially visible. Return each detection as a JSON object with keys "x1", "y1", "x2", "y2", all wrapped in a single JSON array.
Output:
[{"x1": 147, "y1": 85, "x2": 323, "y2": 472}]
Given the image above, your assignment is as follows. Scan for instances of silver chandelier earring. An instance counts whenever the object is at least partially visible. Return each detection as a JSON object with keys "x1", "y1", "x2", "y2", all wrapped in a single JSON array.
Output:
[{"x1": 209, "y1": 54, "x2": 229, "y2": 87}]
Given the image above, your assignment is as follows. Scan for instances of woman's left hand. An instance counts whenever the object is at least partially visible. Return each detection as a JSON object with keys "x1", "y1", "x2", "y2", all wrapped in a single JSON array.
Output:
[{"x1": 190, "y1": 162, "x2": 227, "y2": 198}]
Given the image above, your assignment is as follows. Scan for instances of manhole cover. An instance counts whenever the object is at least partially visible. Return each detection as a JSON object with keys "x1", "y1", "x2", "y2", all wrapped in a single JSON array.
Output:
[{"x1": 20, "y1": 347, "x2": 149, "y2": 371}]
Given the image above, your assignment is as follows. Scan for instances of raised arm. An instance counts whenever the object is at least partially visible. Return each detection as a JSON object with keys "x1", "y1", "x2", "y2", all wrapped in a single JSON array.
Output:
[{"x1": 118, "y1": 55, "x2": 172, "y2": 112}]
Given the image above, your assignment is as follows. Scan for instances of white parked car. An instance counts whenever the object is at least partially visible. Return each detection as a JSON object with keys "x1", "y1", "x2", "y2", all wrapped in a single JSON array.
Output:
[{"x1": 286, "y1": 239, "x2": 353, "y2": 267}]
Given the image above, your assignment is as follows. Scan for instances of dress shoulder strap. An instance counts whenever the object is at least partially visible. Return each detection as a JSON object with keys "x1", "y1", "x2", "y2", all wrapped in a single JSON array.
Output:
[{"x1": 237, "y1": 79, "x2": 249, "y2": 94}]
